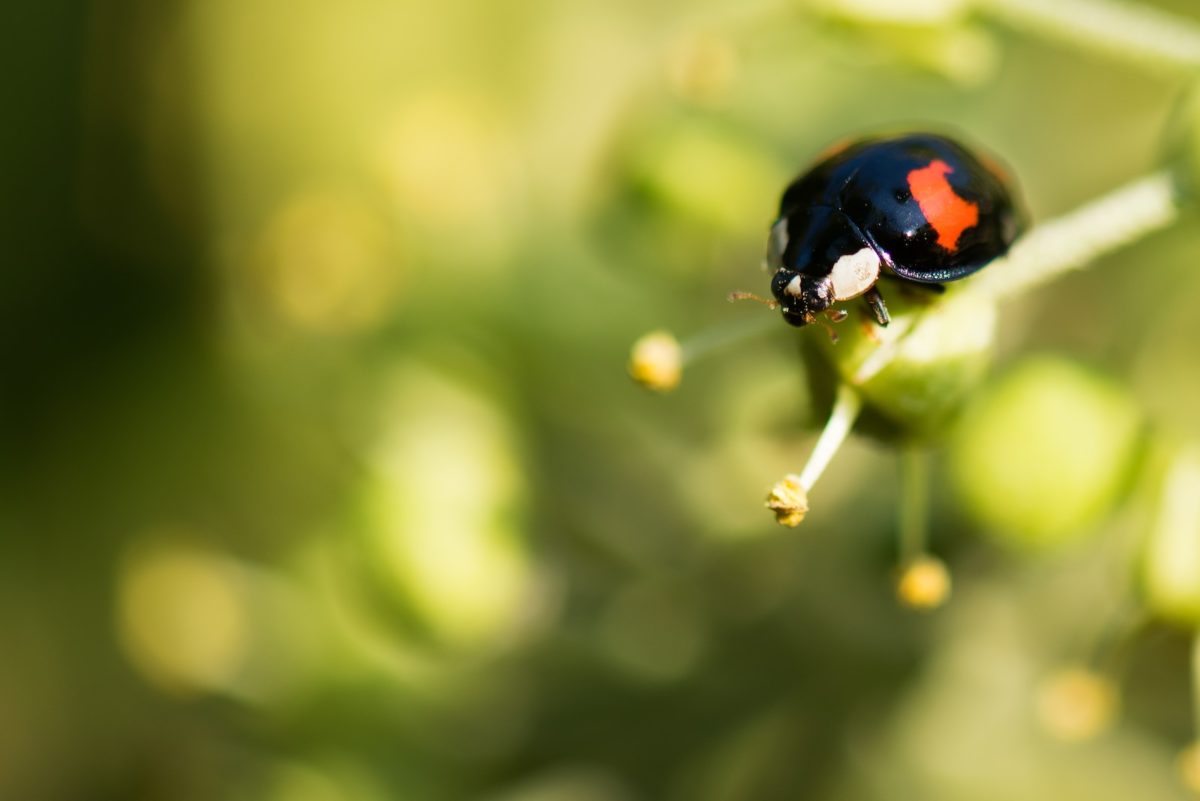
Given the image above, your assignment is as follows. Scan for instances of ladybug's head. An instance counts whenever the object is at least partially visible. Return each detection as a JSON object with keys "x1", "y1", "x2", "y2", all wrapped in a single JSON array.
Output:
[
  {"x1": 765, "y1": 216, "x2": 836, "y2": 328},
  {"x1": 771, "y1": 269, "x2": 833, "y2": 328}
]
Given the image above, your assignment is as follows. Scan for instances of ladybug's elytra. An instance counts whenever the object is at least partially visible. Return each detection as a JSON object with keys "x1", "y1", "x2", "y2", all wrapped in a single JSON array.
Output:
[{"x1": 767, "y1": 133, "x2": 1023, "y2": 328}]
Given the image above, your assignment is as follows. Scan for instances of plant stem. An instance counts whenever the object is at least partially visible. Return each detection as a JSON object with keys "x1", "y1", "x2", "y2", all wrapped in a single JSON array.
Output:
[
  {"x1": 798, "y1": 383, "x2": 862, "y2": 491},
  {"x1": 680, "y1": 311, "x2": 779, "y2": 363},
  {"x1": 963, "y1": 170, "x2": 1180, "y2": 304},
  {"x1": 853, "y1": 315, "x2": 916, "y2": 384},
  {"x1": 898, "y1": 446, "x2": 930, "y2": 564},
  {"x1": 841, "y1": 170, "x2": 1179, "y2": 405},
  {"x1": 978, "y1": 0, "x2": 1200, "y2": 71},
  {"x1": 1192, "y1": 628, "x2": 1200, "y2": 736}
]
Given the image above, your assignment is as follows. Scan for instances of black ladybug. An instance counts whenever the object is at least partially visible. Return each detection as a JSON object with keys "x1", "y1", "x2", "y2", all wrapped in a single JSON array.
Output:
[{"x1": 768, "y1": 133, "x2": 1023, "y2": 328}]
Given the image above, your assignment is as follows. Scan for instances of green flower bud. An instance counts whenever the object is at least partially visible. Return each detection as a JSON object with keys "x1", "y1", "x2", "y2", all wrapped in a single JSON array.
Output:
[
  {"x1": 804, "y1": 287, "x2": 998, "y2": 440},
  {"x1": 355, "y1": 363, "x2": 539, "y2": 654},
  {"x1": 948, "y1": 356, "x2": 1143, "y2": 550},
  {"x1": 630, "y1": 119, "x2": 782, "y2": 234},
  {"x1": 1141, "y1": 446, "x2": 1200, "y2": 626}
]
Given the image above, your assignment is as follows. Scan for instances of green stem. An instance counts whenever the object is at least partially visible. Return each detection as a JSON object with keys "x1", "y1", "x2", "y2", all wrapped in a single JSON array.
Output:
[
  {"x1": 842, "y1": 171, "x2": 1179, "y2": 402},
  {"x1": 853, "y1": 315, "x2": 916, "y2": 385},
  {"x1": 1192, "y1": 628, "x2": 1200, "y2": 737},
  {"x1": 1087, "y1": 603, "x2": 1148, "y2": 680},
  {"x1": 899, "y1": 446, "x2": 931, "y2": 564},
  {"x1": 962, "y1": 170, "x2": 1180, "y2": 304},
  {"x1": 978, "y1": 0, "x2": 1200, "y2": 71},
  {"x1": 680, "y1": 311, "x2": 779, "y2": 363},
  {"x1": 798, "y1": 383, "x2": 862, "y2": 491}
]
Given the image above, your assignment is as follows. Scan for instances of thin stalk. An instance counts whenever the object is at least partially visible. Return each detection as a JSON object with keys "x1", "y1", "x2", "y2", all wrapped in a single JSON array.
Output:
[
  {"x1": 962, "y1": 170, "x2": 1180, "y2": 303},
  {"x1": 1192, "y1": 629, "x2": 1200, "y2": 737},
  {"x1": 978, "y1": 0, "x2": 1200, "y2": 71},
  {"x1": 680, "y1": 311, "x2": 779, "y2": 363},
  {"x1": 853, "y1": 316, "x2": 915, "y2": 385},
  {"x1": 898, "y1": 446, "x2": 931, "y2": 564},
  {"x1": 840, "y1": 171, "x2": 1179, "y2": 394},
  {"x1": 798, "y1": 383, "x2": 862, "y2": 491}
]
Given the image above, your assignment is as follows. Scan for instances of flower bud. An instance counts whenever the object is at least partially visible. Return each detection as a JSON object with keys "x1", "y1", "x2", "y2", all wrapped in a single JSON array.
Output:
[
  {"x1": 1179, "y1": 742, "x2": 1200, "y2": 793},
  {"x1": 629, "y1": 331, "x2": 683, "y2": 392},
  {"x1": 895, "y1": 555, "x2": 951, "y2": 610},
  {"x1": 765, "y1": 474, "x2": 809, "y2": 527},
  {"x1": 948, "y1": 357, "x2": 1143, "y2": 550},
  {"x1": 805, "y1": 287, "x2": 998, "y2": 440},
  {"x1": 1035, "y1": 667, "x2": 1119, "y2": 742},
  {"x1": 627, "y1": 119, "x2": 782, "y2": 234},
  {"x1": 1141, "y1": 446, "x2": 1200, "y2": 626}
]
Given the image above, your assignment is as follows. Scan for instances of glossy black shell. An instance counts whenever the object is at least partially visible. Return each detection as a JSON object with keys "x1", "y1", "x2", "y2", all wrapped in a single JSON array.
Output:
[{"x1": 773, "y1": 133, "x2": 1023, "y2": 285}]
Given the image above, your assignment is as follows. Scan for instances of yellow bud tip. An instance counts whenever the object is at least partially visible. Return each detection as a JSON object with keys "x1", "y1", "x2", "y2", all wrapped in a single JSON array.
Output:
[
  {"x1": 1179, "y1": 742, "x2": 1200, "y2": 793},
  {"x1": 1035, "y1": 667, "x2": 1119, "y2": 742},
  {"x1": 766, "y1": 474, "x2": 809, "y2": 527},
  {"x1": 629, "y1": 331, "x2": 683, "y2": 392},
  {"x1": 895, "y1": 556, "x2": 951, "y2": 611}
]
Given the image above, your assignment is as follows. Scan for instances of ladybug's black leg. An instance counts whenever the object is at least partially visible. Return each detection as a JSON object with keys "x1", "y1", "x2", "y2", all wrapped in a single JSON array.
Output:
[{"x1": 864, "y1": 286, "x2": 890, "y2": 327}]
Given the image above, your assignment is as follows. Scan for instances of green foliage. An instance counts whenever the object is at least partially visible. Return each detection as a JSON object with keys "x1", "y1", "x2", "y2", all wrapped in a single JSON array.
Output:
[{"x1": 9, "y1": 0, "x2": 1200, "y2": 800}]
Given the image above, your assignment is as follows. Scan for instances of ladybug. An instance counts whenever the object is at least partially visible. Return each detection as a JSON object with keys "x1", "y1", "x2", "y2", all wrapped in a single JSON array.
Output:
[{"x1": 767, "y1": 133, "x2": 1023, "y2": 328}]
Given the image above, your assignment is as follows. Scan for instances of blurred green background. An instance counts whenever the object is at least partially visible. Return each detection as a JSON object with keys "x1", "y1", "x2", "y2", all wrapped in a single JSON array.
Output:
[{"x1": 7, "y1": 0, "x2": 1200, "y2": 799}]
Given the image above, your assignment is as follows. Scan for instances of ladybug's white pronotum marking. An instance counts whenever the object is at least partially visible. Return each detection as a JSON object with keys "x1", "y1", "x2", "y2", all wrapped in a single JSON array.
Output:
[{"x1": 828, "y1": 247, "x2": 881, "y2": 301}]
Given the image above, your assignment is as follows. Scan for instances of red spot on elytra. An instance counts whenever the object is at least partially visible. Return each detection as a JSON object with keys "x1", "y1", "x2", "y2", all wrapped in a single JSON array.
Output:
[{"x1": 907, "y1": 159, "x2": 979, "y2": 251}]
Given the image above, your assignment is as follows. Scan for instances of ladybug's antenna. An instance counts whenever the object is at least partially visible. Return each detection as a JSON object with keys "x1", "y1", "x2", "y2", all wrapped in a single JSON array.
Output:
[{"x1": 727, "y1": 291, "x2": 778, "y2": 309}]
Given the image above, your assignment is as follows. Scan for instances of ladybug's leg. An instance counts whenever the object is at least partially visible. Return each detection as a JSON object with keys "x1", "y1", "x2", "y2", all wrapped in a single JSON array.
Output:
[{"x1": 864, "y1": 286, "x2": 890, "y2": 327}]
